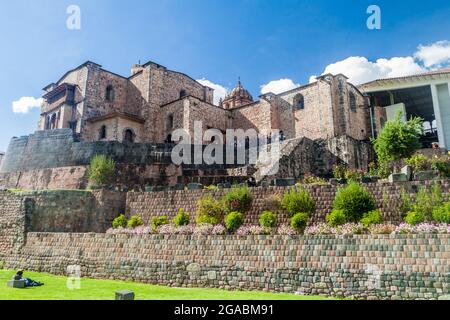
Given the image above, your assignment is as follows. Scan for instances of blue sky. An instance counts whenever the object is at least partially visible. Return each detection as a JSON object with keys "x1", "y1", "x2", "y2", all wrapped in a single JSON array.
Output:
[{"x1": 1, "y1": 0, "x2": 450, "y2": 151}]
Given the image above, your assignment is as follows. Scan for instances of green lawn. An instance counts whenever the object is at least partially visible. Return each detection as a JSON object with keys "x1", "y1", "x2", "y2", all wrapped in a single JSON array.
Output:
[{"x1": 0, "y1": 270, "x2": 329, "y2": 300}]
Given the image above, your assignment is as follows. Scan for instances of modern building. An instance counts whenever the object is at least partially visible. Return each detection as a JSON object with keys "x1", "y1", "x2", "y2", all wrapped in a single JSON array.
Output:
[{"x1": 359, "y1": 69, "x2": 450, "y2": 149}]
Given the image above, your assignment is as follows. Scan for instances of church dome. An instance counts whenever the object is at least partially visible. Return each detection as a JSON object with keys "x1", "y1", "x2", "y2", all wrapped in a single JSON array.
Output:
[{"x1": 221, "y1": 80, "x2": 254, "y2": 109}]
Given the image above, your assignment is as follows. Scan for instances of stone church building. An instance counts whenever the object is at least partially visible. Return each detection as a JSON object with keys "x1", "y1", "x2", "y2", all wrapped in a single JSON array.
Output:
[{"x1": 39, "y1": 60, "x2": 372, "y2": 144}]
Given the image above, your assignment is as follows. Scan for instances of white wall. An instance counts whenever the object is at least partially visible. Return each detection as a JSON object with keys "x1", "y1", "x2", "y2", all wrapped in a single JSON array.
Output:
[{"x1": 437, "y1": 83, "x2": 450, "y2": 150}]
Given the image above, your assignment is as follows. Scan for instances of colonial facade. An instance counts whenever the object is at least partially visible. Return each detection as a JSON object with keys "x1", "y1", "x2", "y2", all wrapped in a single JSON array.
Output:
[{"x1": 38, "y1": 60, "x2": 372, "y2": 144}]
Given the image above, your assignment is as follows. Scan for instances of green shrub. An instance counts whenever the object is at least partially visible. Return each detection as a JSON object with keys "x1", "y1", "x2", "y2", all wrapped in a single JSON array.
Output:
[
  {"x1": 262, "y1": 195, "x2": 282, "y2": 211},
  {"x1": 259, "y1": 211, "x2": 277, "y2": 228},
  {"x1": 431, "y1": 156, "x2": 450, "y2": 178},
  {"x1": 195, "y1": 195, "x2": 223, "y2": 225},
  {"x1": 224, "y1": 212, "x2": 244, "y2": 232},
  {"x1": 222, "y1": 186, "x2": 253, "y2": 213},
  {"x1": 332, "y1": 182, "x2": 375, "y2": 223},
  {"x1": 127, "y1": 215, "x2": 144, "y2": 229},
  {"x1": 151, "y1": 216, "x2": 169, "y2": 231},
  {"x1": 302, "y1": 174, "x2": 328, "y2": 185},
  {"x1": 112, "y1": 214, "x2": 127, "y2": 229},
  {"x1": 413, "y1": 184, "x2": 443, "y2": 220},
  {"x1": 290, "y1": 213, "x2": 309, "y2": 233},
  {"x1": 88, "y1": 155, "x2": 116, "y2": 185},
  {"x1": 326, "y1": 210, "x2": 347, "y2": 227},
  {"x1": 406, "y1": 154, "x2": 430, "y2": 172},
  {"x1": 361, "y1": 210, "x2": 383, "y2": 227},
  {"x1": 405, "y1": 211, "x2": 425, "y2": 226},
  {"x1": 344, "y1": 169, "x2": 364, "y2": 182},
  {"x1": 432, "y1": 202, "x2": 450, "y2": 224},
  {"x1": 173, "y1": 209, "x2": 190, "y2": 227},
  {"x1": 399, "y1": 187, "x2": 413, "y2": 214},
  {"x1": 281, "y1": 187, "x2": 316, "y2": 218},
  {"x1": 372, "y1": 112, "x2": 423, "y2": 164},
  {"x1": 332, "y1": 164, "x2": 347, "y2": 180}
]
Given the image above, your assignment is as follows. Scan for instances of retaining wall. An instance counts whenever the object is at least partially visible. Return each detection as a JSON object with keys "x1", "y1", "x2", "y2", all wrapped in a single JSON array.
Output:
[{"x1": 1, "y1": 233, "x2": 448, "y2": 300}]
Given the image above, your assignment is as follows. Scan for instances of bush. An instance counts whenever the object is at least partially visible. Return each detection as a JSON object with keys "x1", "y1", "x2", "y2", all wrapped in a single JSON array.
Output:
[
  {"x1": 361, "y1": 210, "x2": 383, "y2": 227},
  {"x1": 332, "y1": 164, "x2": 347, "y2": 180},
  {"x1": 290, "y1": 213, "x2": 309, "y2": 233},
  {"x1": 405, "y1": 211, "x2": 425, "y2": 226},
  {"x1": 326, "y1": 210, "x2": 347, "y2": 227},
  {"x1": 431, "y1": 156, "x2": 450, "y2": 178},
  {"x1": 406, "y1": 154, "x2": 430, "y2": 172},
  {"x1": 302, "y1": 174, "x2": 327, "y2": 185},
  {"x1": 127, "y1": 215, "x2": 144, "y2": 229},
  {"x1": 432, "y1": 202, "x2": 450, "y2": 224},
  {"x1": 413, "y1": 184, "x2": 443, "y2": 220},
  {"x1": 173, "y1": 209, "x2": 190, "y2": 227},
  {"x1": 262, "y1": 195, "x2": 282, "y2": 211},
  {"x1": 224, "y1": 212, "x2": 244, "y2": 233},
  {"x1": 259, "y1": 211, "x2": 277, "y2": 228},
  {"x1": 399, "y1": 187, "x2": 413, "y2": 214},
  {"x1": 151, "y1": 216, "x2": 169, "y2": 231},
  {"x1": 112, "y1": 214, "x2": 127, "y2": 229},
  {"x1": 281, "y1": 187, "x2": 316, "y2": 218},
  {"x1": 332, "y1": 182, "x2": 375, "y2": 223},
  {"x1": 88, "y1": 155, "x2": 116, "y2": 185},
  {"x1": 222, "y1": 186, "x2": 253, "y2": 214},
  {"x1": 195, "y1": 196, "x2": 223, "y2": 225},
  {"x1": 372, "y1": 112, "x2": 423, "y2": 164},
  {"x1": 344, "y1": 169, "x2": 364, "y2": 182}
]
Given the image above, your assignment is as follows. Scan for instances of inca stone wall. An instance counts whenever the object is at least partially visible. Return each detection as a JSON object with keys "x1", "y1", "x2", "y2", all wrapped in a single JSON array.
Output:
[
  {"x1": 126, "y1": 180, "x2": 450, "y2": 226},
  {"x1": 2, "y1": 233, "x2": 449, "y2": 300},
  {"x1": 0, "y1": 191, "x2": 26, "y2": 254}
]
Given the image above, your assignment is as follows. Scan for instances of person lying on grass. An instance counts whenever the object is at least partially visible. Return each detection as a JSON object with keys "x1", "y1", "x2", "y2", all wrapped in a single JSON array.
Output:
[{"x1": 12, "y1": 270, "x2": 44, "y2": 287}]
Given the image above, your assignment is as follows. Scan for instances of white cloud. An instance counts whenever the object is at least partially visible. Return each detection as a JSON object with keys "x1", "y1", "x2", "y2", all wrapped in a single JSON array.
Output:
[
  {"x1": 12, "y1": 97, "x2": 43, "y2": 114},
  {"x1": 310, "y1": 40, "x2": 450, "y2": 85},
  {"x1": 197, "y1": 78, "x2": 228, "y2": 105},
  {"x1": 415, "y1": 41, "x2": 450, "y2": 68},
  {"x1": 260, "y1": 79, "x2": 299, "y2": 94},
  {"x1": 319, "y1": 56, "x2": 425, "y2": 85}
]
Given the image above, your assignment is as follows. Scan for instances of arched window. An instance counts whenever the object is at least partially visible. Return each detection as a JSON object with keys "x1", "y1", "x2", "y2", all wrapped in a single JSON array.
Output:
[
  {"x1": 294, "y1": 94, "x2": 305, "y2": 110},
  {"x1": 180, "y1": 89, "x2": 187, "y2": 99},
  {"x1": 99, "y1": 125, "x2": 107, "y2": 140},
  {"x1": 105, "y1": 85, "x2": 115, "y2": 102},
  {"x1": 124, "y1": 129, "x2": 134, "y2": 143},
  {"x1": 349, "y1": 92, "x2": 357, "y2": 112}
]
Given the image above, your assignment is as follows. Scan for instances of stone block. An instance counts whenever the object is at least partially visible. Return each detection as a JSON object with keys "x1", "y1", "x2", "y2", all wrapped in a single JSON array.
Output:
[
  {"x1": 401, "y1": 166, "x2": 413, "y2": 181},
  {"x1": 7, "y1": 280, "x2": 26, "y2": 288},
  {"x1": 388, "y1": 173, "x2": 408, "y2": 183},
  {"x1": 187, "y1": 183, "x2": 203, "y2": 190},
  {"x1": 115, "y1": 290, "x2": 135, "y2": 300},
  {"x1": 414, "y1": 171, "x2": 439, "y2": 181},
  {"x1": 273, "y1": 178, "x2": 296, "y2": 187},
  {"x1": 438, "y1": 295, "x2": 450, "y2": 300}
]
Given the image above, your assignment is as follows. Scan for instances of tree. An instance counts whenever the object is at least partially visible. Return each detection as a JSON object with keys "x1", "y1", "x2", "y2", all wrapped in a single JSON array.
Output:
[
  {"x1": 372, "y1": 112, "x2": 423, "y2": 165},
  {"x1": 88, "y1": 155, "x2": 116, "y2": 185}
]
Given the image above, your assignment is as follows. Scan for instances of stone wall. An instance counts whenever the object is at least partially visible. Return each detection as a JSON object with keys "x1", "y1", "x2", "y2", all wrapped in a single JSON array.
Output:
[
  {"x1": 0, "y1": 190, "x2": 125, "y2": 234},
  {"x1": 3, "y1": 233, "x2": 448, "y2": 300},
  {"x1": 0, "y1": 191, "x2": 26, "y2": 254},
  {"x1": 126, "y1": 180, "x2": 450, "y2": 226}
]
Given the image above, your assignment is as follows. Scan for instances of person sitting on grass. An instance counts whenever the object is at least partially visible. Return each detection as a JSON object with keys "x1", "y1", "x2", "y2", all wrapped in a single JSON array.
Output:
[{"x1": 12, "y1": 270, "x2": 44, "y2": 287}]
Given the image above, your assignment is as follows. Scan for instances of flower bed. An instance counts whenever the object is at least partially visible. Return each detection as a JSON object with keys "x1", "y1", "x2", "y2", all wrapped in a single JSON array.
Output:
[{"x1": 106, "y1": 222, "x2": 450, "y2": 236}]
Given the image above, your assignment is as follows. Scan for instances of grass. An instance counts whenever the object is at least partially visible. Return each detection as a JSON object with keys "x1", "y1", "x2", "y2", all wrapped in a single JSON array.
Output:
[{"x1": 0, "y1": 270, "x2": 330, "y2": 301}]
